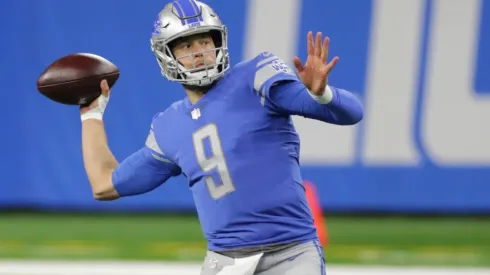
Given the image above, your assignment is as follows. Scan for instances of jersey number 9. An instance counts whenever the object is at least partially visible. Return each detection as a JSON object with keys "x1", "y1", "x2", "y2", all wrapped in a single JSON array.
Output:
[{"x1": 192, "y1": 124, "x2": 236, "y2": 200}]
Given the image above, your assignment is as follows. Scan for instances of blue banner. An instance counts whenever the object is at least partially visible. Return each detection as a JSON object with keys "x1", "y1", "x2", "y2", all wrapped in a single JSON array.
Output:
[{"x1": 1, "y1": 0, "x2": 489, "y2": 213}]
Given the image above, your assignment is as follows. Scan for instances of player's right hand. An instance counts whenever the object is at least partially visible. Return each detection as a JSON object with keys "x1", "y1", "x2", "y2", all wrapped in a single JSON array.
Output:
[{"x1": 80, "y1": 79, "x2": 111, "y2": 122}]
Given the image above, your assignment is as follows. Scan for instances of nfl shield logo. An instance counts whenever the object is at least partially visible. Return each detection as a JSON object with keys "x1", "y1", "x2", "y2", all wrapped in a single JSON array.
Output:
[{"x1": 191, "y1": 108, "x2": 201, "y2": 120}]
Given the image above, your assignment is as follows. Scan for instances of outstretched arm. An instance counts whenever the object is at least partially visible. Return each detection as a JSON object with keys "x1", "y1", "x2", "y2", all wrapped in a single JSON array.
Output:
[
  {"x1": 252, "y1": 32, "x2": 363, "y2": 125},
  {"x1": 269, "y1": 81, "x2": 363, "y2": 125}
]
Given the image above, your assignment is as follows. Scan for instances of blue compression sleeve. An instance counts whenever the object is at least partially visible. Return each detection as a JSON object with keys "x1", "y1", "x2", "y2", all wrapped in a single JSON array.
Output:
[
  {"x1": 269, "y1": 81, "x2": 364, "y2": 125},
  {"x1": 112, "y1": 147, "x2": 181, "y2": 197}
]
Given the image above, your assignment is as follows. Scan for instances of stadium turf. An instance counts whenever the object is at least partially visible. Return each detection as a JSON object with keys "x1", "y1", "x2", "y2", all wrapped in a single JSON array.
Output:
[{"x1": 0, "y1": 213, "x2": 489, "y2": 266}]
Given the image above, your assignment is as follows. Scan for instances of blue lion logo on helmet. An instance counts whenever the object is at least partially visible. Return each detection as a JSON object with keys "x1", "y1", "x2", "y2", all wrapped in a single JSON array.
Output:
[{"x1": 152, "y1": 18, "x2": 162, "y2": 36}]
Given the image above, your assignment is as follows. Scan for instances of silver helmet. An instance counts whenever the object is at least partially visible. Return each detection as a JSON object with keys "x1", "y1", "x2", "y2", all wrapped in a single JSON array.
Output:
[{"x1": 150, "y1": 0, "x2": 230, "y2": 87}]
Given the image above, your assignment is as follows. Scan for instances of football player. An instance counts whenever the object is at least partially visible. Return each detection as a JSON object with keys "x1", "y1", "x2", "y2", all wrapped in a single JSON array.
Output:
[{"x1": 80, "y1": 1, "x2": 363, "y2": 274}]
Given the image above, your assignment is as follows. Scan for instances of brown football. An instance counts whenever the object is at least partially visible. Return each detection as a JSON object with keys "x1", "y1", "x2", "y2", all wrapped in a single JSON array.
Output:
[{"x1": 37, "y1": 53, "x2": 120, "y2": 105}]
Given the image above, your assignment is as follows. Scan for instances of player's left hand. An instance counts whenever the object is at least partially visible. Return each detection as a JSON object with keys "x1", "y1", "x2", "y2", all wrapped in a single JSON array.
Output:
[{"x1": 293, "y1": 31, "x2": 339, "y2": 96}]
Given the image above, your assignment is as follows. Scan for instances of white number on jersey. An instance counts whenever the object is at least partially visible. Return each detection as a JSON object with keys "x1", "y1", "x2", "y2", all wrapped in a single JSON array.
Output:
[{"x1": 193, "y1": 124, "x2": 236, "y2": 199}]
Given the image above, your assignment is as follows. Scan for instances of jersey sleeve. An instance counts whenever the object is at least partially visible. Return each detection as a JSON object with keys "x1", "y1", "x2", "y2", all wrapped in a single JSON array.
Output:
[
  {"x1": 250, "y1": 52, "x2": 302, "y2": 112},
  {"x1": 268, "y1": 81, "x2": 364, "y2": 125},
  {"x1": 112, "y1": 115, "x2": 182, "y2": 197}
]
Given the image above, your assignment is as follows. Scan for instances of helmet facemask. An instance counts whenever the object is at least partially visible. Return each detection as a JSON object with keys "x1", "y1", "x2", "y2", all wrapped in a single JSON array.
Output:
[{"x1": 152, "y1": 28, "x2": 230, "y2": 87}]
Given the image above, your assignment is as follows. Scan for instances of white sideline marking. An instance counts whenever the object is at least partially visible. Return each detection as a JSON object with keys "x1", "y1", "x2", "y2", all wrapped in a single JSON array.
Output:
[{"x1": 0, "y1": 261, "x2": 489, "y2": 275}]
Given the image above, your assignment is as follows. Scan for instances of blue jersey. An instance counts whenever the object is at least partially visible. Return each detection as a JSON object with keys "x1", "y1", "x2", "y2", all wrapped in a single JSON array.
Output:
[{"x1": 112, "y1": 52, "x2": 363, "y2": 251}]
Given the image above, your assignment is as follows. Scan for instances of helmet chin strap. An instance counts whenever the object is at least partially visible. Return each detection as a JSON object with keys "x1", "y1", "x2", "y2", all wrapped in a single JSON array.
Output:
[
  {"x1": 179, "y1": 65, "x2": 219, "y2": 86},
  {"x1": 176, "y1": 49, "x2": 225, "y2": 86}
]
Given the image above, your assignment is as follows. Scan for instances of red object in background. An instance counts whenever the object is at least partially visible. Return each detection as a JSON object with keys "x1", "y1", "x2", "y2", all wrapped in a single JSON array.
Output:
[{"x1": 304, "y1": 180, "x2": 328, "y2": 247}]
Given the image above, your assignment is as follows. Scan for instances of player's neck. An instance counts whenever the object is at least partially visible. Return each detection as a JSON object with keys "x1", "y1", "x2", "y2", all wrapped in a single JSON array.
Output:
[{"x1": 185, "y1": 89, "x2": 206, "y2": 105}]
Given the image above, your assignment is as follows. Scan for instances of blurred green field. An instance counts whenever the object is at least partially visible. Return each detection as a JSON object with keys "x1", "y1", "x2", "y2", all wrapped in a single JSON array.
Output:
[{"x1": 0, "y1": 213, "x2": 489, "y2": 267}]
